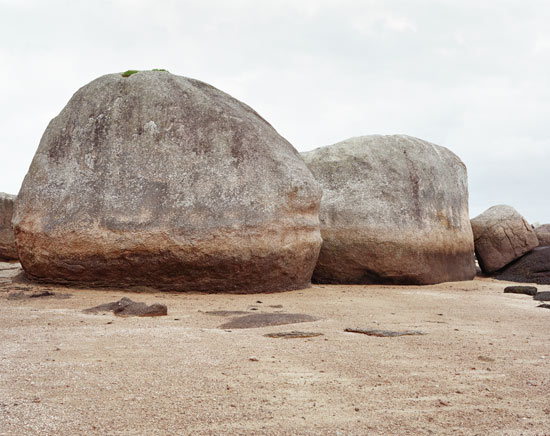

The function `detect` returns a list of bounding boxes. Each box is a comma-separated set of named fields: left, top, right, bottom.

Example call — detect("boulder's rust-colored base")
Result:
left=312, top=228, right=476, bottom=285
left=15, top=226, right=321, bottom=293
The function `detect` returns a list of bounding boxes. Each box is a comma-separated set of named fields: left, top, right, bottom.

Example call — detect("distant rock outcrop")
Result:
left=535, top=224, right=550, bottom=247
left=471, top=205, right=538, bottom=273
left=495, top=247, right=550, bottom=285
left=13, top=71, right=322, bottom=292
left=0, top=193, right=17, bottom=260
left=301, top=135, right=476, bottom=285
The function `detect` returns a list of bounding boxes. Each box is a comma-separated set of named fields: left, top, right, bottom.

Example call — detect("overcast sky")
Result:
left=1, top=0, right=549, bottom=222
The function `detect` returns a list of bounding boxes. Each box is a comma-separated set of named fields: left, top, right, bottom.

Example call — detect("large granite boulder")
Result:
left=495, top=247, right=550, bottom=285
left=13, top=71, right=322, bottom=292
left=0, top=193, right=18, bottom=260
left=535, top=224, right=550, bottom=247
left=301, top=135, right=476, bottom=285
left=471, top=205, right=538, bottom=273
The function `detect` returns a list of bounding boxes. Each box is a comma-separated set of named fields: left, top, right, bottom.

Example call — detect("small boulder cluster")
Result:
left=0, top=70, right=545, bottom=292
left=471, top=205, right=550, bottom=284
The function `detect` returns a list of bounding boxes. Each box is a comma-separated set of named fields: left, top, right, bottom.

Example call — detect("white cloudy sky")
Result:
left=1, top=0, right=549, bottom=222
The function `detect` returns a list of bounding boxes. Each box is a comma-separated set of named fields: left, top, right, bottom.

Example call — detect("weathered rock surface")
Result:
left=535, top=224, right=550, bottom=247
left=13, top=71, right=322, bottom=292
left=0, top=193, right=17, bottom=260
left=301, top=135, right=476, bottom=285
left=471, top=205, right=539, bottom=273
left=495, top=247, right=550, bottom=285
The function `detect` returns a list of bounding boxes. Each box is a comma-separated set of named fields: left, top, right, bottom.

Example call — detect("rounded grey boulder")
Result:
left=0, top=192, right=18, bottom=260
left=14, top=71, right=322, bottom=292
left=301, top=135, right=476, bottom=285
left=471, top=205, right=539, bottom=273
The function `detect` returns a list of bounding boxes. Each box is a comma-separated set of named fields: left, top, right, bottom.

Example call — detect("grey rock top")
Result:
left=17, top=71, right=319, bottom=233
left=13, top=71, right=322, bottom=292
left=302, top=135, right=469, bottom=231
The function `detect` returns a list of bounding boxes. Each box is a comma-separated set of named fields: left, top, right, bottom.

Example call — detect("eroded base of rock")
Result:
left=495, top=247, right=550, bottom=285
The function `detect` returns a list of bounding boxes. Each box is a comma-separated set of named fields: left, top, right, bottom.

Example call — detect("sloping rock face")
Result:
left=471, top=205, right=538, bottom=273
left=495, top=247, right=550, bottom=285
left=301, top=135, right=476, bottom=285
left=535, top=224, right=550, bottom=247
left=0, top=193, right=18, bottom=260
left=13, top=71, right=322, bottom=292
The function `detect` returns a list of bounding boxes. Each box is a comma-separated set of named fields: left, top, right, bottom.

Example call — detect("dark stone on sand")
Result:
left=264, top=331, right=323, bottom=339
left=503, top=286, right=538, bottom=296
left=537, top=304, right=550, bottom=309
left=345, top=328, right=426, bottom=337
left=29, top=291, right=55, bottom=298
left=84, top=297, right=167, bottom=317
left=533, top=292, right=550, bottom=301
left=218, top=313, right=319, bottom=329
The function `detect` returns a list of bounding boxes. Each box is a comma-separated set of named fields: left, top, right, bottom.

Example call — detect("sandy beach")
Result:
left=1, top=262, right=549, bottom=435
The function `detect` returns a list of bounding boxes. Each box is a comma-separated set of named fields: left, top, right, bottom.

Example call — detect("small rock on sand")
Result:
left=345, top=328, right=426, bottom=337
left=84, top=297, right=167, bottom=317
left=219, top=313, right=319, bottom=329
left=504, top=286, right=538, bottom=296
left=264, top=331, right=324, bottom=339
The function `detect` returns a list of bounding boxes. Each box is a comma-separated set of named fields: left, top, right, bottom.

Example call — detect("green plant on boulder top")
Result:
left=121, top=69, right=169, bottom=77
left=121, top=70, right=139, bottom=77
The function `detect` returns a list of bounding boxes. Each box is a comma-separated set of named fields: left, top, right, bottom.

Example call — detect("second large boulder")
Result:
left=13, top=71, right=322, bottom=292
left=301, top=135, right=476, bottom=285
